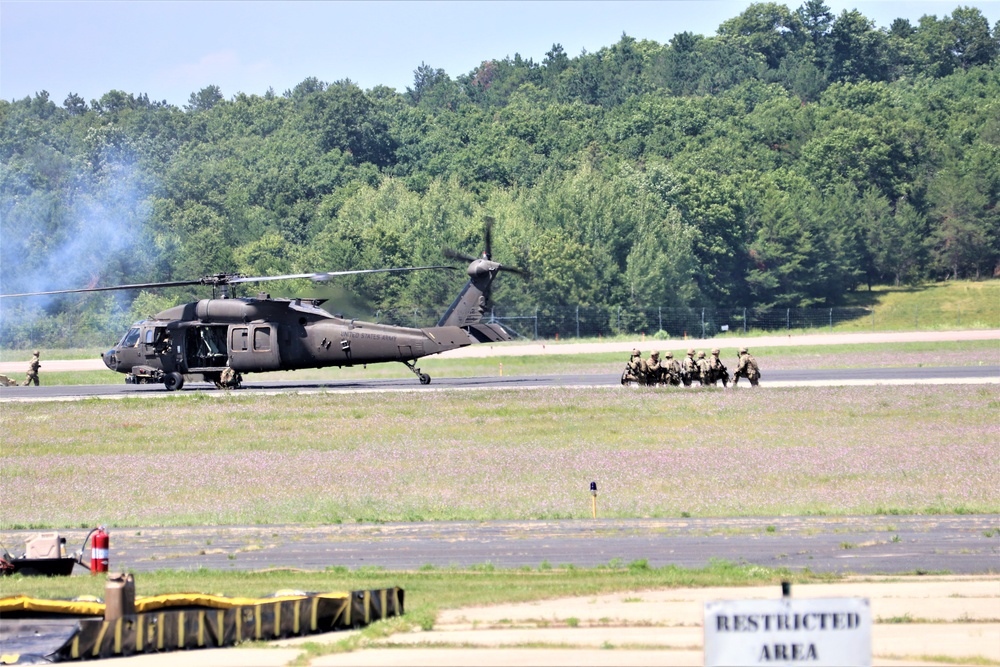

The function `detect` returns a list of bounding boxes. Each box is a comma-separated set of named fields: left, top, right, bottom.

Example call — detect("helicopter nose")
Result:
left=102, top=349, right=118, bottom=371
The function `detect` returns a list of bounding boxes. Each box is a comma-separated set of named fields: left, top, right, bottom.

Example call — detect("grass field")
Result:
left=0, top=559, right=811, bottom=609
left=3, top=384, right=997, bottom=527
left=839, top=280, right=1000, bottom=331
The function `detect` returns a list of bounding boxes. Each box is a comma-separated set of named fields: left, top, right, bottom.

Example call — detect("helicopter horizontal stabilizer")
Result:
left=465, top=323, right=513, bottom=343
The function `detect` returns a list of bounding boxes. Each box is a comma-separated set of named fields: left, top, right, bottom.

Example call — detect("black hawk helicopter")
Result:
left=1, top=222, right=524, bottom=390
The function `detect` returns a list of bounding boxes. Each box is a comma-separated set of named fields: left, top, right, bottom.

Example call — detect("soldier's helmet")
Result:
left=632, top=348, right=641, bottom=357
left=739, top=347, right=748, bottom=354
left=665, top=352, right=673, bottom=358
left=711, top=348, right=720, bottom=355
left=650, top=351, right=659, bottom=359
left=687, top=348, right=695, bottom=356
left=697, top=351, right=706, bottom=358
left=33, top=350, right=40, bottom=356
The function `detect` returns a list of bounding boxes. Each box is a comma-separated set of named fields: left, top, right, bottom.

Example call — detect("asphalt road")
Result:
left=7, top=515, right=997, bottom=576
left=1, top=365, right=998, bottom=401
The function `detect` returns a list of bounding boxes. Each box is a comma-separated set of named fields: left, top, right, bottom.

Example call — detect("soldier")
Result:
left=622, top=349, right=647, bottom=385
left=662, top=351, right=682, bottom=386
left=733, top=346, right=761, bottom=387
left=681, top=348, right=698, bottom=386
left=22, top=350, right=40, bottom=386
left=707, top=348, right=729, bottom=387
left=646, top=351, right=663, bottom=385
left=696, top=350, right=710, bottom=386
left=218, top=364, right=242, bottom=389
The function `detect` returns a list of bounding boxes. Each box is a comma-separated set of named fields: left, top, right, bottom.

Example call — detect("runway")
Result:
left=1, top=365, right=998, bottom=401
left=4, top=515, right=997, bottom=576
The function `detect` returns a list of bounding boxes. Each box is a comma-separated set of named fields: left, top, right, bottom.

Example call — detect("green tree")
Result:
left=718, top=2, right=806, bottom=70
left=186, top=85, right=224, bottom=112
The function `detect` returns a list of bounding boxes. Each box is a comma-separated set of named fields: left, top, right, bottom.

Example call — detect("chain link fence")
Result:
left=373, top=304, right=1000, bottom=340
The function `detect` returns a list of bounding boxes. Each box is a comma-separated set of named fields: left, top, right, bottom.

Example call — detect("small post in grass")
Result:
left=590, top=481, right=598, bottom=519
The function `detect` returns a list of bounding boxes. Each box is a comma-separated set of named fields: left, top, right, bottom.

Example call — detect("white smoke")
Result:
left=0, top=139, right=158, bottom=348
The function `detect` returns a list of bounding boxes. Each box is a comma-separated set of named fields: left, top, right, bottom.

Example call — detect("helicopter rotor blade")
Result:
left=442, top=249, right=479, bottom=263
left=232, top=266, right=457, bottom=284
left=499, top=265, right=529, bottom=277
left=0, top=279, right=207, bottom=299
left=0, top=266, right=458, bottom=299
left=483, top=216, right=494, bottom=260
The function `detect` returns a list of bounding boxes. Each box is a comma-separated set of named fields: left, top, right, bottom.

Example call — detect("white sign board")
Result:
left=705, top=597, right=871, bottom=666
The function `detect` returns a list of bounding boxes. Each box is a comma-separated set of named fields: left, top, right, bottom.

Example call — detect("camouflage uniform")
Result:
left=218, top=365, right=242, bottom=389
left=695, top=351, right=710, bottom=386
left=622, top=349, right=647, bottom=385
left=733, top=347, right=760, bottom=387
left=22, top=351, right=40, bottom=386
left=706, top=348, right=729, bottom=387
left=662, top=352, right=682, bottom=386
left=646, top=351, right=663, bottom=385
left=681, top=348, right=698, bottom=387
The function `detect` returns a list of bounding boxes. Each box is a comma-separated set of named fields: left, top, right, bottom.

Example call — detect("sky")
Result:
left=2, top=1, right=999, bottom=108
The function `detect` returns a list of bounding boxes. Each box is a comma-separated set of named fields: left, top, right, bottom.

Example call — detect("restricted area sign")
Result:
left=704, top=597, right=871, bottom=666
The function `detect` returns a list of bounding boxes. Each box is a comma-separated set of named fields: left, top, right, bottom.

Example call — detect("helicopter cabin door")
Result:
left=228, top=323, right=281, bottom=373
left=184, top=325, right=230, bottom=371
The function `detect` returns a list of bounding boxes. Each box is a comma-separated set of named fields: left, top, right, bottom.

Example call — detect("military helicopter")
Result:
left=1, top=222, right=524, bottom=390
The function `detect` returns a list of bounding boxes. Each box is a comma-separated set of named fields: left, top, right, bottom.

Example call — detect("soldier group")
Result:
left=622, top=347, right=760, bottom=387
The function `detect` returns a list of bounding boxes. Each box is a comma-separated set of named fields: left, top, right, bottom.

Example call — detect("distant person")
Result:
left=646, top=351, right=663, bottom=385
left=22, top=350, right=40, bottom=386
left=681, top=348, right=698, bottom=386
left=733, top=347, right=760, bottom=387
left=696, top=350, right=710, bottom=386
left=622, top=349, right=647, bottom=385
left=662, top=351, right=682, bottom=386
left=707, top=348, right=729, bottom=387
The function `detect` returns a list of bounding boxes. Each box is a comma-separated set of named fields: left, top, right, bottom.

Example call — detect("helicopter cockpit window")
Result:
left=145, top=330, right=154, bottom=345
left=121, top=328, right=141, bottom=348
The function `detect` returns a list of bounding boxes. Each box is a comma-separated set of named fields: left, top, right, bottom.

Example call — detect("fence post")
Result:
left=576, top=306, right=580, bottom=339
left=701, top=308, right=706, bottom=339
left=413, top=309, right=418, bottom=328
left=658, top=307, right=662, bottom=333
left=534, top=307, right=538, bottom=340
left=617, top=307, right=621, bottom=333
left=829, top=308, right=833, bottom=331
left=786, top=308, right=790, bottom=331
left=743, top=308, right=747, bottom=334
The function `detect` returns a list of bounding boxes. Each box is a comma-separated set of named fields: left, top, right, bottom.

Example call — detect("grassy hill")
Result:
left=838, top=280, right=999, bottom=332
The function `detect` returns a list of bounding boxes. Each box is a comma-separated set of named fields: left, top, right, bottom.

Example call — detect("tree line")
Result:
left=1, top=2, right=998, bottom=346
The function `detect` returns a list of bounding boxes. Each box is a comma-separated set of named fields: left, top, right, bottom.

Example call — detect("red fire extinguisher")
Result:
left=90, top=526, right=109, bottom=574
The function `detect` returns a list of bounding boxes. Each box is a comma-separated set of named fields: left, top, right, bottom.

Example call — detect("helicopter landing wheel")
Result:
left=403, top=360, right=431, bottom=385
left=164, top=372, right=184, bottom=391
